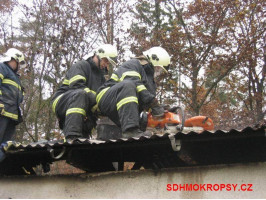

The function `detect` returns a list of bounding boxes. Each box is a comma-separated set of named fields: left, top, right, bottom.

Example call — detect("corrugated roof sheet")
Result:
left=0, top=126, right=265, bottom=176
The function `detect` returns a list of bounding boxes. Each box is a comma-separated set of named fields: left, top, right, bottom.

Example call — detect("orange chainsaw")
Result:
left=140, top=106, right=214, bottom=133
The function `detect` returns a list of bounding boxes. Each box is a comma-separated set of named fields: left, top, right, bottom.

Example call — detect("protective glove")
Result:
left=149, top=99, right=165, bottom=117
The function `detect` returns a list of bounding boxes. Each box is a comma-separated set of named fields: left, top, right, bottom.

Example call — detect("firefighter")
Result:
left=96, top=46, right=171, bottom=138
left=0, top=48, right=26, bottom=143
left=51, top=44, right=117, bottom=141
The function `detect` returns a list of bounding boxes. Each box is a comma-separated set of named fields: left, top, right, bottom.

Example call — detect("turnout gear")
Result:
left=97, top=54, right=167, bottom=134
left=0, top=62, right=24, bottom=122
left=0, top=48, right=26, bottom=69
left=143, top=46, right=171, bottom=73
left=0, top=103, right=4, bottom=114
left=0, top=49, right=25, bottom=161
left=51, top=57, right=106, bottom=138
left=0, top=116, right=16, bottom=143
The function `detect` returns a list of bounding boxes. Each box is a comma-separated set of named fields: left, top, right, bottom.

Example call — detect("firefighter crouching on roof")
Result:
left=0, top=48, right=26, bottom=161
left=51, top=44, right=118, bottom=141
left=96, top=47, right=171, bottom=138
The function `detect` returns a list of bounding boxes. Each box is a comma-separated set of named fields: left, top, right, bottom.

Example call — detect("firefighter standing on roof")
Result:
left=0, top=48, right=26, bottom=143
left=96, top=47, right=171, bottom=138
left=51, top=44, right=117, bottom=140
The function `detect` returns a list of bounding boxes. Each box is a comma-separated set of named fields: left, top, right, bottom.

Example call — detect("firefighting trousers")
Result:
left=0, top=116, right=16, bottom=144
left=97, top=80, right=140, bottom=132
left=52, top=89, right=96, bottom=138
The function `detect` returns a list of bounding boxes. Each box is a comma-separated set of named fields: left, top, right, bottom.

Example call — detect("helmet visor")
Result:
left=106, top=56, right=117, bottom=67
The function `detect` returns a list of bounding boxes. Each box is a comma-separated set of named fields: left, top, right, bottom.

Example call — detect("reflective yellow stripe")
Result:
left=0, top=103, right=4, bottom=107
left=0, top=90, right=2, bottom=95
left=52, top=94, right=64, bottom=113
left=66, top=108, right=86, bottom=116
left=120, top=71, right=141, bottom=81
left=63, top=79, right=69, bottom=85
left=84, top=88, right=96, bottom=95
left=0, top=73, right=4, bottom=80
left=2, top=79, right=21, bottom=90
left=2, top=111, right=18, bottom=120
left=96, top=87, right=110, bottom=103
left=136, top=85, right=147, bottom=92
left=117, top=96, right=138, bottom=110
left=111, top=73, right=119, bottom=82
left=91, top=104, right=98, bottom=113
left=69, top=75, right=86, bottom=85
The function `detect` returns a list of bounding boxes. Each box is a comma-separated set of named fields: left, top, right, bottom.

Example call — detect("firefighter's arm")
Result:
left=136, top=66, right=156, bottom=105
left=0, top=65, right=7, bottom=114
left=67, top=62, right=88, bottom=89
left=110, top=72, right=120, bottom=82
left=67, top=62, right=96, bottom=95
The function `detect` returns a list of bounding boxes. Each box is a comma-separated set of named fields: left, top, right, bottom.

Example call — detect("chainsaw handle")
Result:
left=174, top=106, right=185, bottom=131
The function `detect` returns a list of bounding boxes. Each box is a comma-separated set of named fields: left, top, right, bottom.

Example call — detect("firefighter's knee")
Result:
left=121, top=80, right=137, bottom=93
left=74, top=89, right=87, bottom=98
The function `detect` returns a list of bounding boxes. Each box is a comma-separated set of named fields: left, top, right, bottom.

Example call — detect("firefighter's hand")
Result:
left=151, top=105, right=164, bottom=117
left=150, top=99, right=164, bottom=117
left=0, top=104, right=4, bottom=115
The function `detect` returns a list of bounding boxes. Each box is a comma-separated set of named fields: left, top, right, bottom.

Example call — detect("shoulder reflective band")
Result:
left=120, top=71, right=141, bottom=81
left=52, top=94, right=64, bottom=113
left=66, top=108, right=86, bottom=116
left=111, top=73, right=119, bottom=82
left=63, top=79, right=69, bottom=85
left=136, top=85, right=147, bottom=92
left=69, top=75, right=86, bottom=85
left=116, top=96, right=138, bottom=110
left=0, top=73, right=4, bottom=80
left=2, top=79, right=21, bottom=90
left=84, top=88, right=96, bottom=95
left=96, top=87, right=110, bottom=104
left=2, top=111, right=18, bottom=120
left=0, top=103, right=4, bottom=108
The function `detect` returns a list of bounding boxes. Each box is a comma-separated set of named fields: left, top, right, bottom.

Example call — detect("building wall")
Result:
left=0, top=162, right=265, bottom=199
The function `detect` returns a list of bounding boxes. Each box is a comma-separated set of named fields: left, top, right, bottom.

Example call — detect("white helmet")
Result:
left=95, top=44, right=118, bottom=67
left=143, top=46, right=171, bottom=72
left=0, top=48, right=26, bottom=69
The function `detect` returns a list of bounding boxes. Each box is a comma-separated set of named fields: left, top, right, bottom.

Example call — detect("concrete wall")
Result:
left=0, top=162, right=266, bottom=199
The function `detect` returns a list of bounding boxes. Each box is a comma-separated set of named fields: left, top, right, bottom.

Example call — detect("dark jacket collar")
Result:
left=3, top=62, right=19, bottom=74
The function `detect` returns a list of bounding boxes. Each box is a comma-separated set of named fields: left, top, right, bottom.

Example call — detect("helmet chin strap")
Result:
left=96, top=55, right=101, bottom=68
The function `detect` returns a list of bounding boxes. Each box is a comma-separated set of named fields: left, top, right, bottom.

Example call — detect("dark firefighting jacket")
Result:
left=0, top=62, right=24, bottom=122
left=97, top=57, right=156, bottom=106
left=52, top=57, right=106, bottom=114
